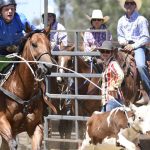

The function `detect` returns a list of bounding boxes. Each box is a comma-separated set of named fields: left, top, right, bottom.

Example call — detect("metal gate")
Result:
left=43, top=30, right=106, bottom=150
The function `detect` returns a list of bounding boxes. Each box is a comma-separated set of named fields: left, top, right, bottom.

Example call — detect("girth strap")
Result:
left=0, top=86, right=42, bottom=106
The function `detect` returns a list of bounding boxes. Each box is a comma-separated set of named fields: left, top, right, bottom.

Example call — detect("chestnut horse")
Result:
left=0, top=29, right=54, bottom=150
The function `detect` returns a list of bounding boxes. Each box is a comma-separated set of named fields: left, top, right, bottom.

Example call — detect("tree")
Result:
left=54, top=0, right=150, bottom=40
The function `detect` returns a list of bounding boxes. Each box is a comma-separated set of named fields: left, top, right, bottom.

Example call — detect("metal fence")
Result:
left=43, top=30, right=109, bottom=150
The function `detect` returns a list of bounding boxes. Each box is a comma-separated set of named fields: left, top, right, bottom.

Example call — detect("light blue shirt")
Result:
left=117, top=11, right=150, bottom=49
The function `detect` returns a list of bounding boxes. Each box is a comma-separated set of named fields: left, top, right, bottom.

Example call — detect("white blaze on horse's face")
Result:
left=131, top=104, right=150, bottom=134
left=59, top=56, right=66, bottom=74
left=56, top=56, right=66, bottom=82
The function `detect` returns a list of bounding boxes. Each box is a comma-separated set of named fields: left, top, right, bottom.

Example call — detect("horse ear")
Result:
left=43, top=25, right=51, bottom=37
left=25, top=22, right=33, bottom=33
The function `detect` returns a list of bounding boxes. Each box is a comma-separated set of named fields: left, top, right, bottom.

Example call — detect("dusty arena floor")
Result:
left=0, top=132, right=150, bottom=150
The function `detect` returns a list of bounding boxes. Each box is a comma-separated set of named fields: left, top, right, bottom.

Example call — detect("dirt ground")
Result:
left=0, top=132, right=150, bottom=150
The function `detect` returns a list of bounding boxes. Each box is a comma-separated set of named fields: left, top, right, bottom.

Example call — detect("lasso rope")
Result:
left=1, top=53, right=102, bottom=90
left=0, top=53, right=125, bottom=107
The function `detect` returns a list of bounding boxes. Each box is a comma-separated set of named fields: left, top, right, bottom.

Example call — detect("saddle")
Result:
left=117, top=49, right=150, bottom=78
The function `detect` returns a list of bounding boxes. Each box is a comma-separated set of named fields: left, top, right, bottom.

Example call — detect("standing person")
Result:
left=100, top=41, right=124, bottom=112
left=40, top=6, right=67, bottom=51
left=0, top=0, right=35, bottom=72
left=83, top=9, right=112, bottom=61
left=117, top=0, right=150, bottom=100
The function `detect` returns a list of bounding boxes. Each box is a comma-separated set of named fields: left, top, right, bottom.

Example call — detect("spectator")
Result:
left=39, top=6, right=67, bottom=51
left=83, top=9, right=112, bottom=61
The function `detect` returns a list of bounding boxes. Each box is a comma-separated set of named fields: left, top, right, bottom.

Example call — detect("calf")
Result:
left=80, top=104, right=150, bottom=150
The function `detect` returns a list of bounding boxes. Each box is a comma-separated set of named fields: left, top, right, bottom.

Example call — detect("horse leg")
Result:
left=58, top=120, right=73, bottom=150
left=0, top=136, right=9, bottom=150
left=31, top=124, right=43, bottom=150
left=0, top=116, right=17, bottom=150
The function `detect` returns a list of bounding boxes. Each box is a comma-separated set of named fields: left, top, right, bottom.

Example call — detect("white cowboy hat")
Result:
left=85, top=9, right=110, bottom=23
left=118, top=0, right=142, bottom=11
left=42, top=6, right=55, bottom=16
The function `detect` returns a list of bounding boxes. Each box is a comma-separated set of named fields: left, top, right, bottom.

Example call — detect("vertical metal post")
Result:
left=74, top=31, right=79, bottom=139
left=43, top=2, right=48, bottom=149
left=44, top=0, right=48, bottom=27
left=44, top=117, right=48, bottom=150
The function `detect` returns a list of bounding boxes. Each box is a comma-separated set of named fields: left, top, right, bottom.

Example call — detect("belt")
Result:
left=108, top=90, right=118, bottom=99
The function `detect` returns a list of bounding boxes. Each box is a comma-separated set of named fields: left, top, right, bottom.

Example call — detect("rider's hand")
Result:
left=6, top=45, right=18, bottom=53
left=124, top=44, right=134, bottom=52
left=90, top=45, right=96, bottom=51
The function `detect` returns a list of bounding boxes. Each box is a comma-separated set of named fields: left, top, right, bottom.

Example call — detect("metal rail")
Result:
left=43, top=30, right=104, bottom=150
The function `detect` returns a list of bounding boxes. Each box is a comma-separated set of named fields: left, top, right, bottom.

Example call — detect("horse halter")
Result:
left=30, top=48, right=51, bottom=82
left=19, top=30, right=52, bottom=81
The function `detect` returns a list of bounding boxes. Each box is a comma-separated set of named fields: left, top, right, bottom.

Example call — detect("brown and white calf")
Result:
left=79, top=104, right=150, bottom=150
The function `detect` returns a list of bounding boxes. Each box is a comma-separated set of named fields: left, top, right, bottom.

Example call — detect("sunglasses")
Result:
left=48, top=14, right=54, bottom=18
left=125, top=2, right=136, bottom=5
left=100, top=50, right=111, bottom=54
left=92, top=19, right=103, bottom=21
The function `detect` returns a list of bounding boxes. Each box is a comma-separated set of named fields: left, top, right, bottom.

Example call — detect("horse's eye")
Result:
left=32, top=43, right=37, bottom=48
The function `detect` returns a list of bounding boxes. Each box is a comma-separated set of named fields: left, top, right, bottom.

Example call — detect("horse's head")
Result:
left=22, top=30, right=53, bottom=80
left=56, top=44, right=75, bottom=83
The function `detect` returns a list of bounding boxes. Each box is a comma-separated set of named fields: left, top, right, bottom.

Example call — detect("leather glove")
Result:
left=6, top=45, right=18, bottom=53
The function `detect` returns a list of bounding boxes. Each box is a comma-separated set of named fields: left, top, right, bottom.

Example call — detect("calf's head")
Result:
left=130, top=104, right=150, bottom=135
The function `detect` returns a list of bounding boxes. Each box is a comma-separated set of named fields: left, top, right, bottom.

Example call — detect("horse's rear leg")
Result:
left=31, top=124, right=43, bottom=150
left=0, top=116, right=17, bottom=150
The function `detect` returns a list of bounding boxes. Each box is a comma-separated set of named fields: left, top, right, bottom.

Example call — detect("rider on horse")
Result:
left=0, top=0, right=35, bottom=73
left=117, top=0, right=150, bottom=100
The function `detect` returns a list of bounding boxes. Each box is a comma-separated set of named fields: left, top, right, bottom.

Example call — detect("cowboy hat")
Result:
left=42, top=6, right=56, bottom=16
left=118, top=0, right=142, bottom=11
left=100, top=41, right=113, bottom=51
left=85, top=9, right=110, bottom=23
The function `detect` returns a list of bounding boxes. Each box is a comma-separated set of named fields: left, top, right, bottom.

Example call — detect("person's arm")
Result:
left=109, top=61, right=124, bottom=91
left=83, top=31, right=96, bottom=52
left=117, top=18, right=128, bottom=46
left=57, top=23, right=67, bottom=48
left=132, top=17, right=150, bottom=49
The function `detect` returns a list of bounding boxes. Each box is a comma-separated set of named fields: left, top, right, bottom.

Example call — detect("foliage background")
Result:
left=53, top=0, right=150, bottom=40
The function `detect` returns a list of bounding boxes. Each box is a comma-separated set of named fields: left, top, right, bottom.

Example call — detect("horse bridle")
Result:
left=27, top=32, right=52, bottom=81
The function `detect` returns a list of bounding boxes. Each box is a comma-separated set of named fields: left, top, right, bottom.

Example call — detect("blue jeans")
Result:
left=134, top=47, right=150, bottom=97
left=101, top=98, right=123, bottom=112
